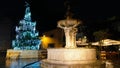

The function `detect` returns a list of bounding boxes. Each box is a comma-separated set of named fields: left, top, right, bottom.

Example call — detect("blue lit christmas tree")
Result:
left=12, top=2, right=41, bottom=50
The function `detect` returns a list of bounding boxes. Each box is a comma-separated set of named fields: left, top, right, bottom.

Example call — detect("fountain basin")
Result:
left=41, top=48, right=105, bottom=68
left=47, top=48, right=96, bottom=61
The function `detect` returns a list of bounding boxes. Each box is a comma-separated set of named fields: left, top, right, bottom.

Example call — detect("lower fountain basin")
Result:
left=41, top=48, right=106, bottom=68
left=47, top=48, right=97, bottom=61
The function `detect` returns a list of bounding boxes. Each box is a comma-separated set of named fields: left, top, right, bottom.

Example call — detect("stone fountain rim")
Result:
left=47, top=48, right=95, bottom=49
left=41, top=59, right=104, bottom=65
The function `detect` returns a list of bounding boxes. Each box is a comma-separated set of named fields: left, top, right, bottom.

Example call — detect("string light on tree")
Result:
left=12, top=1, right=41, bottom=50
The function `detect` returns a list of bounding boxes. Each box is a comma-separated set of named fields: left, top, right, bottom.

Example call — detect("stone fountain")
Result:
left=41, top=3, right=105, bottom=68
left=41, top=15, right=105, bottom=68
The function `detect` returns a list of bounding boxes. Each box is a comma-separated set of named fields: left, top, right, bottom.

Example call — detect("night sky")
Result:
left=0, top=0, right=120, bottom=31
left=0, top=0, right=120, bottom=49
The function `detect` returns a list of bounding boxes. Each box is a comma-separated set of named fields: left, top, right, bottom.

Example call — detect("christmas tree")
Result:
left=12, top=2, right=41, bottom=50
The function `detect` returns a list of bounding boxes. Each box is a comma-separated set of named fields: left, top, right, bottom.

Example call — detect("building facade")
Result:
left=40, top=28, right=65, bottom=49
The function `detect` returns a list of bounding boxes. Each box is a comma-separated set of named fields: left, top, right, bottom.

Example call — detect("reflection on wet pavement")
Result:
left=0, top=53, right=120, bottom=68
left=5, top=59, right=41, bottom=68
left=0, top=58, right=119, bottom=68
